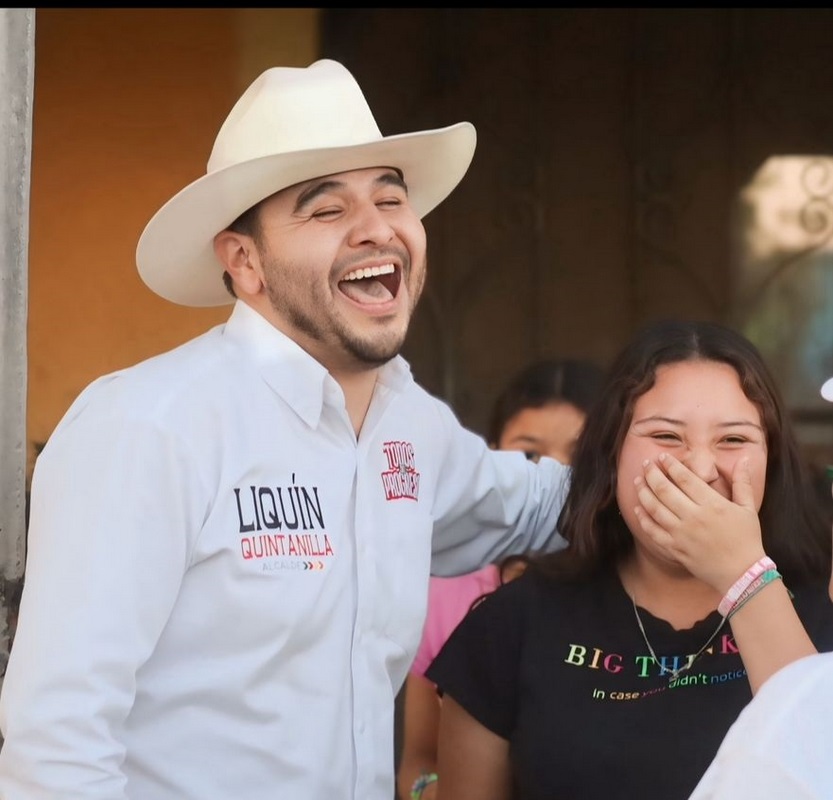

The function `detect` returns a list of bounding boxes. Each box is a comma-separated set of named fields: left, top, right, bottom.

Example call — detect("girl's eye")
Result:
left=651, top=433, right=680, bottom=442
left=524, top=450, right=542, bottom=463
left=722, top=436, right=748, bottom=445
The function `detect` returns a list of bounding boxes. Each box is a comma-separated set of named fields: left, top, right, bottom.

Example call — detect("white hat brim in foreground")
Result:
left=821, top=376, right=833, bottom=402
left=136, top=123, right=476, bottom=308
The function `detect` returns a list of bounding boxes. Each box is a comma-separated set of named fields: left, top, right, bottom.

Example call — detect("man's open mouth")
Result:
left=338, top=263, right=401, bottom=304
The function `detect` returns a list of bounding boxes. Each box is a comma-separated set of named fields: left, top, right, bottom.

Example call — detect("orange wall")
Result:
left=27, top=9, right=320, bottom=475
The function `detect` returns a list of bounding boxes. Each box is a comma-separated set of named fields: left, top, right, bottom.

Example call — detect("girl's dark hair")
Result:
left=487, top=358, right=606, bottom=445
left=534, top=319, right=831, bottom=584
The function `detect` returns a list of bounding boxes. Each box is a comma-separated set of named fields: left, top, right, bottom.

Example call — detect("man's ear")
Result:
left=213, top=230, right=264, bottom=296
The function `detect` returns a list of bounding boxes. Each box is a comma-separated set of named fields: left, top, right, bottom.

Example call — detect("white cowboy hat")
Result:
left=136, top=59, right=477, bottom=307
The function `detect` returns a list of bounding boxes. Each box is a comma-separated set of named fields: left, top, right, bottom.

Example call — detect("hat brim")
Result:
left=136, top=122, right=476, bottom=307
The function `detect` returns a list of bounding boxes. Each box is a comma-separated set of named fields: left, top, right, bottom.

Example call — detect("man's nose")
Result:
left=348, top=203, right=395, bottom=246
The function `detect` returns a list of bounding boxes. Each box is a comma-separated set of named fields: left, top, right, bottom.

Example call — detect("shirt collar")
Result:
left=221, top=300, right=413, bottom=427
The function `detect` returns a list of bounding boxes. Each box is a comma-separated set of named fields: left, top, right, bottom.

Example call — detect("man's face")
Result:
left=247, top=167, right=427, bottom=373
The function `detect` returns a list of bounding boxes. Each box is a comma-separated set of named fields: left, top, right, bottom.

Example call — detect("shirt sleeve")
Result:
left=427, top=399, right=570, bottom=577
left=690, top=752, right=824, bottom=799
left=410, top=568, right=499, bottom=677
left=689, top=654, right=833, bottom=800
left=410, top=576, right=446, bottom=677
left=0, top=381, right=202, bottom=799
left=425, top=574, right=528, bottom=739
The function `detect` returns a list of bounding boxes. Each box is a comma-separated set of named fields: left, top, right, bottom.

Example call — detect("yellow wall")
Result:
left=27, top=9, right=320, bottom=475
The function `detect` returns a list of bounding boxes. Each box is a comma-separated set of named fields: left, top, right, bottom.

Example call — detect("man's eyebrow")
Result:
left=294, top=180, right=343, bottom=212
left=377, top=169, right=407, bottom=192
left=293, top=169, right=408, bottom=213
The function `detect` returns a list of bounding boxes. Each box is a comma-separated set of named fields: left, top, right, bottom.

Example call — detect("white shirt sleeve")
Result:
left=689, top=653, right=833, bottom=800
left=428, top=400, right=570, bottom=576
left=0, top=383, right=200, bottom=799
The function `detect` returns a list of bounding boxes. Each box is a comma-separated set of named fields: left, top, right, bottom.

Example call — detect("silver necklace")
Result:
left=630, top=594, right=727, bottom=681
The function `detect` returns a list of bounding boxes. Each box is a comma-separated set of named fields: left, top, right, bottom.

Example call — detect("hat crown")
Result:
left=137, top=58, right=476, bottom=307
left=207, top=59, right=383, bottom=174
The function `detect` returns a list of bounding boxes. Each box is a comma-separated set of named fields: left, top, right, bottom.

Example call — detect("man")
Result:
left=0, top=60, right=569, bottom=800
left=686, top=375, right=833, bottom=800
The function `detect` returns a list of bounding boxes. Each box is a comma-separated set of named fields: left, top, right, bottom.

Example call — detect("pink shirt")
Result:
left=410, top=563, right=502, bottom=678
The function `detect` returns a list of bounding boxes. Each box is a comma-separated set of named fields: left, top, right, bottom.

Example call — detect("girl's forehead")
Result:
left=632, top=361, right=761, bottom=420
left=642, top=360, right=742, bottom=394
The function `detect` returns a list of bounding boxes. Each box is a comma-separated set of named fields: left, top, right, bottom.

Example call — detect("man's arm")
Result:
left=0, top=397, right=192, bottom=798
left=690, top=654, right=833, bottom=799
left=429, top=401, right=569, bottom=576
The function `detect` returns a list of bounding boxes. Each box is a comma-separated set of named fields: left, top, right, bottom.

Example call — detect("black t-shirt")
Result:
left=426, top=566, right=833, bottom=800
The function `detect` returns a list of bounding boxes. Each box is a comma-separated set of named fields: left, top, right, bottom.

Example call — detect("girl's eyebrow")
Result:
left=632, top=415, right=763, bottom=431
left=632, top=415, right=684, bottom=426
left=294, top=169, right=408, bottom=213
left=504, top=434, right=542, bottom=446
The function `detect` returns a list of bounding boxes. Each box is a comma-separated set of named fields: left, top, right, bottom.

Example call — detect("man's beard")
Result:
left=263, top=254, right=424, bottom=369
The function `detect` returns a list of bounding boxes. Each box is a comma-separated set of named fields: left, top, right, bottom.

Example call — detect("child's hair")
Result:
left=487, top=358, right=606, bottom=446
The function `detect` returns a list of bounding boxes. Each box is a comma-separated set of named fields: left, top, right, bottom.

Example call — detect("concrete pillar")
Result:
left=0, top=7, right=35, bottom=674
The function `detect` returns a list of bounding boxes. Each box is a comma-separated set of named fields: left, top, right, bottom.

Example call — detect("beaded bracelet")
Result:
left=733, top=567, right=779, bottom=604
left=727, top=568, right=783, bottom=619
left=410, top=771, right=438, bottom=800
left=718, top=556, right=777, bottom=618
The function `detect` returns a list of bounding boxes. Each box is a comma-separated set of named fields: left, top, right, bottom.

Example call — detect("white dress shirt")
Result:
left=0, top=301, right=569, bottom=800
left=689, top=652, right=833, bottom=799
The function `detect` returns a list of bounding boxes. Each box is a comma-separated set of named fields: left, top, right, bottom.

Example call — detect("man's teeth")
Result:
left=342, top=264, right=395, bottom=281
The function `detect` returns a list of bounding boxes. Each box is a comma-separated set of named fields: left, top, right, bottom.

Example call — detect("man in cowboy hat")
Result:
left=0, top=59, right=569, bottom=800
